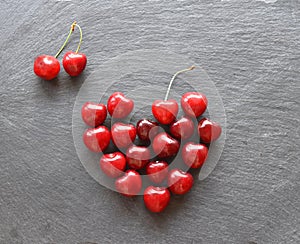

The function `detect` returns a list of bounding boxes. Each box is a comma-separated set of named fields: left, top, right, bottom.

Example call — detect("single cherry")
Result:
left=152, top=100, right=178, bottom=125
left=33, top=55, right=60, bottom=80
left=152, top=132, right=180, bottom=158
left=146, top=161, right=169, bottom=184
left=181, top=92, right=208, bottom=118
left=170, top=116, right=194, bottom=140
left=111, top=122, right=136, bottom=148
left=152, top=66, right=195, bottom=125
left=83, top=125, right=110, bottom=152
left=198, top=118, right=222, bottom=143
left=81, top=102, right=107, bottom=127
left=136, top=119, right=160, bottom=141
left=182, top=142, right=208, bottom=169
left=115, top=170, right=142, bottom=197
left=168, top=169, right=194, bottom=195
left=58, top=21, right=87, bottom=76
left=126, top=145, right=151, bottom=170
left=143, top=186, right=171, bottom=213
left=107, top=92, right=134, bottom=119
left=100, top=152, right=126, bottom=178
left=63, top=51, right=87, bottom=76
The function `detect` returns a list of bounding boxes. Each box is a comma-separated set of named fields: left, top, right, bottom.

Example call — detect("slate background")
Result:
left=0, top=0, right=299, bottom=243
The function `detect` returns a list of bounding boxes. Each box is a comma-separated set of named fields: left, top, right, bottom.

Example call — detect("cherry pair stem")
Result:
left=54, top=21, right=83, bottom=58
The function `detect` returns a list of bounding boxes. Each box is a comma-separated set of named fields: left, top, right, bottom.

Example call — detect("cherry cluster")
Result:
left=81, top=67, right=221, bottom=213
left=33, top=21, right=87, bottom=80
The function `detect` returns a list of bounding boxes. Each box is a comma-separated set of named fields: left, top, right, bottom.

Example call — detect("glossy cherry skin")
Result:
left=170, top=116, right=194, bottom=140
left=126, top=145, right=151, bottom=170
left=136, top=119, right=160, bottom=141
left=83, top=126, right=110, bottom=152
left=62, top=51, right=87, bottom=76
left=152, top=132, right=180, bottom=158
left=111, top=122, right=136, bottom=149
left=152, top=99, right=178, bottom=125
left=198, top=118, right=222, bottom=143
left=146, top=161, right=169, bottom=184
left=100, top=152, right=126, bottom=178
left=182, top=142, right=208, bottom=169
left=81, top=102, right=107, bottom=127
left=107, top=92, right=134, bottom=119
left=115, top=170, right=142, bottom=197
left=181, top=92, right=207, bottom=118
left=168, top=169, right=194, bottom=195
left=33, top=55, right=60, bottom=80
left=143, top=186, right=171, bottom=213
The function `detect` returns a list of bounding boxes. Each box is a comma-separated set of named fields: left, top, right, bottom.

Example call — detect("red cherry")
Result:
left=146, top=161, right=169, bottom=184
left=83, top=126, right=110, bottom=152
left=182, top=142, right=208, bottom=169
left=81, top=102, right=107, bottom=127
left=136, top=119, right=160, bottom=141
left=168, top=169, right=194, bottom=195
left=152, top=99, right=178, bottom=125
left=198, top=118, right=222, bottom=143
left=152, top=132, right=180, bottom=158
left=170, top=116, right=194, bottom=140
left=143, top=186, right=170, bottom=213
left=107, top=92, right=134, bottom=118
left=62, top=51, right=87, bottom=76
left=100, top=152, right=126, bottom=178
left=126, top=145, right=151, bottom=170
left=115, top=170, right=142, bottom=197
left=33, top=55, right=60, bottom=80
left=111, top=122, right=136, bottom=149
left=181, top=92, right=207, bottom=118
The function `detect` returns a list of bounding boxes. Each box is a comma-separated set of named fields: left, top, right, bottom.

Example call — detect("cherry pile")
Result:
left=81, top=66, right=222, bottom=213
left=34, top=21, right=87, bottom=80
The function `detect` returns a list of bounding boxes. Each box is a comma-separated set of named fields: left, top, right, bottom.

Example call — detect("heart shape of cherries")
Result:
left=81, top=66, right=222, bottom=213
left=33, top=21, right=87, bottom=80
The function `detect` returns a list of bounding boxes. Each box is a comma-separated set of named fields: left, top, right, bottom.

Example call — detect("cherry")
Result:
left=115, top=170, right=142, bottom=197
left=107, top=92, right=134, bottom=119
left=181, top=92, right=207, bottom=118
left=143, top=186, right=170, bottom=213
left=83, top=126, right=110, bottom=153
left=62, top=22, right=87, bottom=76
left=170, top=116, right=194, bottom=140
left=126, top=145, right=150, bottom=170
left=100, top=152, right=126, bottom=178
left=33, top=55, right=60, bottom=80
left=111, top=122, right=136, bottom=148
left=136, top=119, right=160, bottom=141
left=182, top=142, right=208, bottom=169
left=63, top=51, right=87, bottom=76
left=198, top=118, right=222, bottom=143
left=168, top=169, right=194, bottom=195
left=146, top=161, right=169, bottom=184
left=81, top=102, right=107, bottom=127
left=152, top=66, right=195, bottom=125
left=152, top=132, right=180, bottom=158
left=152, top=100, right=178, bottom=125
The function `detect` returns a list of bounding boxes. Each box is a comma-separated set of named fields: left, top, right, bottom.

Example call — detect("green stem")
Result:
left=54, top=21, right=77, bottom=58
left=164, top=65, right=196, bottom=101
left=75, top=23, right=83, bottom=53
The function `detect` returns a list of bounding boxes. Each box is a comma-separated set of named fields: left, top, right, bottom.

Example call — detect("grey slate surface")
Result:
left=0, top=0, right=299, bottom=243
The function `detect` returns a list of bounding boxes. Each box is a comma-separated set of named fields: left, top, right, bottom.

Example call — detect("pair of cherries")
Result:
left=81, top=67, right=222, bottom=212
left=34, top=21, right=87, bottom=80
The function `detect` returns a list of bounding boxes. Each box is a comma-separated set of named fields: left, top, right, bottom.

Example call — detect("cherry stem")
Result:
left=164, top=65, right=195, bottom=101
left=54, top=21, right=83, bottom=58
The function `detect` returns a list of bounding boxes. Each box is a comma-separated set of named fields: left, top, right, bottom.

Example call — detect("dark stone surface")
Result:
left=0, top=0, right=299, bottom=243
